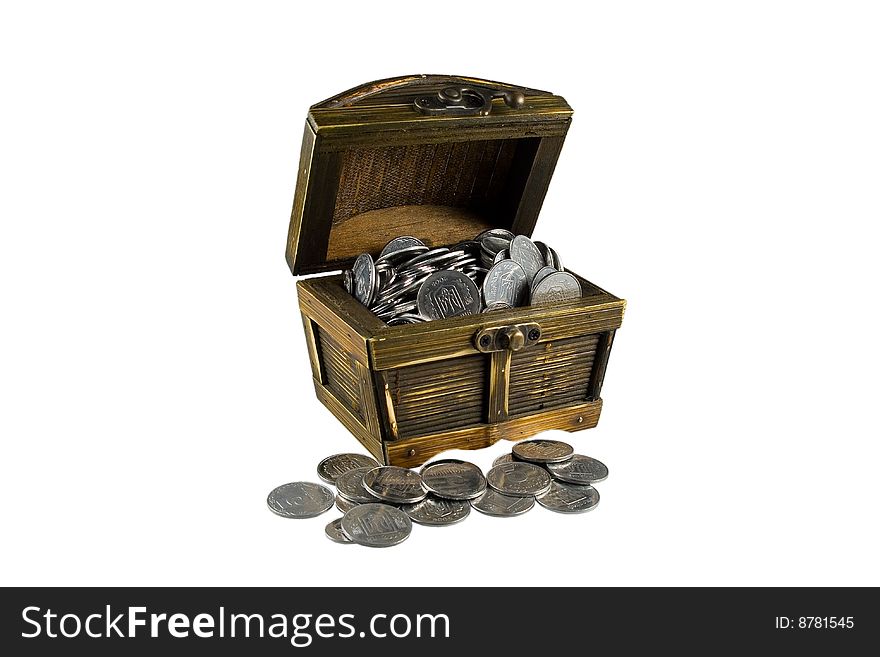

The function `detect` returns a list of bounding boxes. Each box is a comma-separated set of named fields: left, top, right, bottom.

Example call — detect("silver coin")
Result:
left=375, top=244, right=428, bottom=267
left=380, top=236, right=425, bottom=257
left=420, top=460, right=487, bottom=500
left=484, top=301, right=512, bottom=312
left=483, top=260, right=527, bottom=308
left=493, top=248, right=510, bottom=264
left=534, top=240, right=553, bottom=267
left=386, top=313, right=427, bottom=326
left=376, top=300, right=417, bottom=320
left=401, top=495, right=470, bottom=526
left=374, top=273, right=430, bottom=306
left=317, top=453, right=380, bottom=484
left=536, top=481, right=600, bottom=514
left=335, top=494, right=359, bottom=513
left=548, top=246, right=563, bottom=270
left=416, top=270, right=481, bottom=320
left=266, top=482, right=334, bottom=519
left=324, top=518, right=353, bottom=543
left=531, top=265, right=557, bottom=291
left=512, top=438, right=574, bottom=464
left=452, top=239, right=482, bottom=255
left=492, top=453, right=516, bottom=467
left=486, top=462, right=551, bottom=497
left=351, top=254, right=377, bottom=306
left=509, top=235, right=545, bottom=281
left=343, top=270, right=353, bottom=293
left=340, top=503, right=412, bottom=548
left=545, top=454, right=609, bottom=484
left=470, top=488, right=535, bottom=517
left=475, top=228, right=515, bottom=242
left=376, top=265, right=395, bottom=289
left=412, top=250, right=464, bottom=270
left=530, top=271, right=582, bottom=305
left=362, top=466, right=427, bottom=504
left=335, top=466, right=381, bottom=504
left=398, top=247, right=449, bottom=270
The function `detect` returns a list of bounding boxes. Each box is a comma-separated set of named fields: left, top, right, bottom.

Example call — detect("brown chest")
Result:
left=287, top=75, right=625, bottom=467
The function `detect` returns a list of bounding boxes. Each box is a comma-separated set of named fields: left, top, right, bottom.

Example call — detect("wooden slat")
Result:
left=385, top=400, right=603, bottom=468
left=589, top=330, right=617, bottom=401
left=386, top=354, right=487, bottom=440
left=509, top=135, right=568, bottom=237
left=355, top=360, right=382, bottom=440
left=297, top=276, right=384, bottom=366
left=310, top=96, right=572, bottom=136
left=285, top=123, right=317, bottom=275
left=488, top=351, right=511, bottom=423
left=370, top=292, right=625, bottom=371
left=313, top=380, right=385, bottom=463
left=288, top=147, right=343, bottom=275
left=301, top=316, right=323, bottom=384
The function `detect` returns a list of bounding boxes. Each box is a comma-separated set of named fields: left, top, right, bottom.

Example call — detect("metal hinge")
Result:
left=414, top=85, right=526, bottom=117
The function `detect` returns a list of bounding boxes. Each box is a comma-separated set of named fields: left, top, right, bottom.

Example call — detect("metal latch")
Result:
left=414, top=85, right=526, bottom=116
left=474, top=323, right=541, bottom=353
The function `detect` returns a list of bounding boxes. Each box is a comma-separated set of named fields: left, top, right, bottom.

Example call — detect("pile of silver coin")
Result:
left=342, top=230, right=584, bottom=325
left=266, top=436, right=608, bottom=548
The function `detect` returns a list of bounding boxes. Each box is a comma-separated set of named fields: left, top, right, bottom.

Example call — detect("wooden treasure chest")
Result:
left=285, top=74, right=625, bottom=468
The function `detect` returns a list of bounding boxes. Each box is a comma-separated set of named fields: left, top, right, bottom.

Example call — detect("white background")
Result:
left=1, top=1, right=878, bottom=587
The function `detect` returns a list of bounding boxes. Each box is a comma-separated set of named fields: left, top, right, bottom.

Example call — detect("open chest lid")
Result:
left=286, top=74, right=573, bottom=275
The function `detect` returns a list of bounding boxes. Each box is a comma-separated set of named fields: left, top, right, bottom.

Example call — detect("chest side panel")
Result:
left=316, top=326, right=364, bottom=422
left=508, top=334, right=600, bottom=417
left=381, top=354, right=489, bottom=440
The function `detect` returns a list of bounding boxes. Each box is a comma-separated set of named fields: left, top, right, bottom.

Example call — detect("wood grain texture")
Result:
left=384, top=400, right=602, bottom=468
left=488, top=351, right=512, bottom=423
left=313, top=74, right=550, bottom=109
left=355, top=360, right=382, bottom=439
left=509, top=136, right=568, bottom=237
left=369, top=290, right=625, bottom=371
left=326, top=205, right=493, bottom=263
left=287, top=76, right=623, bottom=468
left=297, top=276, right=384, bottom=366
left=588, top=330, right=616, bottom=401
left=286, top=75, right=573, bottom=275
left=313, top=380, right=384, bottom=463
left=310, top=96, right=572, bottom=139
left=301, top=316, right=323, bottom=384
left=285, top=123, right=317, bottom=275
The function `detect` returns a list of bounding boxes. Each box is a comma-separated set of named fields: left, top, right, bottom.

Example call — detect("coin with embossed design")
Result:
left=351, top=253, right=377, bottom=306
left=266, top=482, right=335, bottom=519
left=335, top=494, right=359, bottom=513
left=545, top=455, right=609, bottom=484
left=475, top=228, right=515, bottom=242
left=531, top=266, right=557, bottom=291
left=335, top=467, right=382, bottom=504
left=509, top=235, right=545, bottom=281
left=536, top=481, right=600, bottom=514
left=420, top=460, right=486, bottom=500
left=486, top=462, right=551, bottom=497
left=470, top=488, right=535, bottom=517
left=416, top=270, right=481, bottom=320
left=324, top=518, right=353, bottom=543
left=530, top=271, right=581, bottom=305
left=340, top=503, right=412, bottom=547
left=512, top=438, right=574, bottom=464
left=317, top=453, right=380, bottom=484
left=492, top=453, right=516, bottom=467
left=380, top=236, right=426, bottom=257
left=362, top=466, right=428, bottom=504
left=401, top=495, right=470, bottom=526
left=483, top=260, right=527, bottom=308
